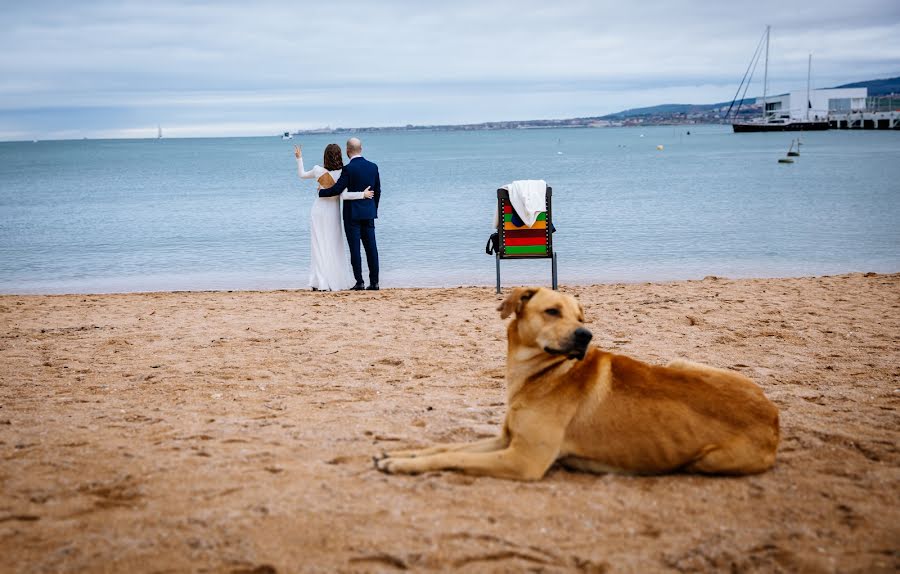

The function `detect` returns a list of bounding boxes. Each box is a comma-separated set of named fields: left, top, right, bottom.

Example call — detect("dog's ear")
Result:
left=498, top=287, right=538, bottom=319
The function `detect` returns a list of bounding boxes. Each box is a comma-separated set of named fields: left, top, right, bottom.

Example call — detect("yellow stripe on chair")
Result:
left=504, top=220, right=547, bottom=231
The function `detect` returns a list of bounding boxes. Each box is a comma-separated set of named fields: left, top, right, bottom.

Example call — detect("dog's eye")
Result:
left=544, top=308, right=561, bottom=317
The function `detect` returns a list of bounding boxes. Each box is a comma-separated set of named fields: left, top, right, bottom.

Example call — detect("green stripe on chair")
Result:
left=503, top=212, right=547, bottom=224
left=505, top=245, right=548, bottom=255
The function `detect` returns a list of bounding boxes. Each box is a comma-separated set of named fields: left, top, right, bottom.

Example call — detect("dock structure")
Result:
left=829, top=96, right=900, bottom=129
left=829, top=111, right=900, bottom=129
left=747, top=88, right=899, bottom=130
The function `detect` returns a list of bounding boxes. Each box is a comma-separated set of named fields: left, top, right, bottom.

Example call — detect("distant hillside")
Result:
left=600, top=99, right=751, bottom=120
left=834, top=76, right=900, bottom=96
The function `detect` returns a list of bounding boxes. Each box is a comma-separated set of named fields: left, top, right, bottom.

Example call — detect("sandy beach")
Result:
left=1, top=273, right=897, bottom=573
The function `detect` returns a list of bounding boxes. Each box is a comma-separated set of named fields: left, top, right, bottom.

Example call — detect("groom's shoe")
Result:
left=366, top=284, right=380, bottom=291
left=351, top=282, right=365, bottom=291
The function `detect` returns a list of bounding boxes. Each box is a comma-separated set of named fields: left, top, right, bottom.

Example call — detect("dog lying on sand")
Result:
left=375, top=287, right=779, bottom=480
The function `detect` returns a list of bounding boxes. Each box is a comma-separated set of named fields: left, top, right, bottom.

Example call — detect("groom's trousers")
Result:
left=344, top=219, right=379, bottom=286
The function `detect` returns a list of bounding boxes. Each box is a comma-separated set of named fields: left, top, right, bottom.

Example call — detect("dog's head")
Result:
left=498, top=287, right=592, bottom=360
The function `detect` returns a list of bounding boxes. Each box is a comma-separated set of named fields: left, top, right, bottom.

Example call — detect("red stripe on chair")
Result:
left=505, top=236, right=547, bottom=246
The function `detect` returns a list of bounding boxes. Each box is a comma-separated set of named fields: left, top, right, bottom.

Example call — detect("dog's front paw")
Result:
left=375, top=456, right=419, bottom=475
left=374, top=456, right=395, bottom=474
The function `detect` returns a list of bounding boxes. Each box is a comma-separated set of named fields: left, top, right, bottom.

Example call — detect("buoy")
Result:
left=656, top=145, right=664, bottom=151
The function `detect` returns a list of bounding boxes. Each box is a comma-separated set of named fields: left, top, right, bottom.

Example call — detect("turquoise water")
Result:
left=1, top=126, right=898, bottom=293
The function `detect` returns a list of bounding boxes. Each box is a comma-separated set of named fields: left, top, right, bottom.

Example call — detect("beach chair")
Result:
left=493, top=186, right=558, bottom=294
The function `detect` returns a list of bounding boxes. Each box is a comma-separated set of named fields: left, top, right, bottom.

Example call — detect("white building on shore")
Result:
left=761, top=87, right=867, bottom=122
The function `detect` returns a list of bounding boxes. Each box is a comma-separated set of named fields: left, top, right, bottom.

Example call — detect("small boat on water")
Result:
left=730, top=26, right=829, bottom=133
left=786, top=139, right=800, bottom=157
left=282, top=132, right=293, bottom=140
left=778, top=140, right=797, bottom=163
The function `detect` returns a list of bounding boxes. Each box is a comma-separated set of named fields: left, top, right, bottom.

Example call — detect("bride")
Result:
left=294, top=143, right=373, bottom=291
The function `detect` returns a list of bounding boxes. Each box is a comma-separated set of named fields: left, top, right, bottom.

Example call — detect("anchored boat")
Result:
left=730, top=26, right=829, bottom=132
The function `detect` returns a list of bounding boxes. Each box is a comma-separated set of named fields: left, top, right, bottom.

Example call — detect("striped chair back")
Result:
left=497, top=187, right=553, bottom=259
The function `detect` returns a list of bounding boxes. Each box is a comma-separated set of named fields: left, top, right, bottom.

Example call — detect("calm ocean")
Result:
left=1, top=126, right=898, bottom=293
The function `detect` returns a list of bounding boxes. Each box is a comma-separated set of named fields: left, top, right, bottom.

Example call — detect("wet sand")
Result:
left=1, top=273, right=898, bottom=573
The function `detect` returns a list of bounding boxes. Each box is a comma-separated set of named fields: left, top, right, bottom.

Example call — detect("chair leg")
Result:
left=551, top=252, right=558, bottom=290
left=495, top=253, right=501, bottom=294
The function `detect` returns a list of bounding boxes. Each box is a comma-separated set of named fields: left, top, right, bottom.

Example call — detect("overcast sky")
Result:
left=1, top=0, right=898, bottom=140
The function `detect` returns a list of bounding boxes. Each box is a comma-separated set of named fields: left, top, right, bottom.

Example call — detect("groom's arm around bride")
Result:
left=319, top=137, right=381, bottom=290
left=318, top=142, right=381, bottom=218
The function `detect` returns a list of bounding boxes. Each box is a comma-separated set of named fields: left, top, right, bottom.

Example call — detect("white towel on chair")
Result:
left=504, top=180, right=547, bottom=227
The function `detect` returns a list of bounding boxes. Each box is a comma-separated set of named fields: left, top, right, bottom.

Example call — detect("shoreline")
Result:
left=1, top=272, right=897, bottom=571
left=1, top=269, right=896, bottom=297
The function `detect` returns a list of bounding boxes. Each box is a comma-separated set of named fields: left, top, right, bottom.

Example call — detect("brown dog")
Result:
left=375, top=287, right=779, bottom=480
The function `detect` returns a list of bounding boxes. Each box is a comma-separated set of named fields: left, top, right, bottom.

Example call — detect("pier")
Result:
left=829, top=111, right=900, bottom=129
left=829, top=95, right=900, bottom=129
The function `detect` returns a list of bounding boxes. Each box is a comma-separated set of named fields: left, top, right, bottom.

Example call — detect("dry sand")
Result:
left=1, top=273, right=898, bottom=573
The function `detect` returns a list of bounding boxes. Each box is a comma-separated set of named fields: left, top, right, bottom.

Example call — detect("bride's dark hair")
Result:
left=323, top=143, right=344, bottom=171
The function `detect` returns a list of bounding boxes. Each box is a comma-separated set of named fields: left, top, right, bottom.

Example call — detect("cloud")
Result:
left=1, top=0, right=898, bottom=139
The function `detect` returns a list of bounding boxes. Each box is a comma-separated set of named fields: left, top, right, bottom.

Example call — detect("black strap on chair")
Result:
left=485, top=233, right=499, bottom=255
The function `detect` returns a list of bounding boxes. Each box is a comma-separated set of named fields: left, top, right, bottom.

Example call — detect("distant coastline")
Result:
left=293, top=75, right=899, bottom=135
left=291, top=111, right=740, bottom=136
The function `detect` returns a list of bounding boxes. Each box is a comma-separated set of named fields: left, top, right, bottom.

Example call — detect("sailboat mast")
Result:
left=762, top=25, right=770, bottom=121
left=806, top=53, right=811, bottom=121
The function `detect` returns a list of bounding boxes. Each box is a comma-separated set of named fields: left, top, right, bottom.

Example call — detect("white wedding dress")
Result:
left=297, top=158, right=363, bottom=290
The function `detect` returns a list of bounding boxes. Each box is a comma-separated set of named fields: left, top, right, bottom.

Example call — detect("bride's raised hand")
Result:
left=362, top=186, right=374, bottom=199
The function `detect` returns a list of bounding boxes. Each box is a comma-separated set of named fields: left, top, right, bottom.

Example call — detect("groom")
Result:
left=318, top=137, right=381, bottom=290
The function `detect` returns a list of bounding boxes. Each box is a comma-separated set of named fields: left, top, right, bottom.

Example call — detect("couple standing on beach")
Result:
left=294, top=137, right=381, bottom=291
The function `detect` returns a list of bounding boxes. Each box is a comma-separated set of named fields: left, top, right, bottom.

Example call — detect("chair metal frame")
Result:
left=495, top=186, right=558, bottom=294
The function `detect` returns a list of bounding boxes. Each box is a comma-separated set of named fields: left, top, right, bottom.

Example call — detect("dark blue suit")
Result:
left=319, top=156, right=380, bottom=286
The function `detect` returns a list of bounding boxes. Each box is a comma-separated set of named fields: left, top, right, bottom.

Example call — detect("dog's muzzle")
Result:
left=545, top=327, right=593, bottom=360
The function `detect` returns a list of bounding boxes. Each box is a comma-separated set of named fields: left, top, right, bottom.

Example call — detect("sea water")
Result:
left=0, top=126, right=898, bottom=293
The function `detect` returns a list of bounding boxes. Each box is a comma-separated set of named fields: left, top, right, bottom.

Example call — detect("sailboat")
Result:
left=787, top=138, right=800, bottom=156
left=157, top=125, right=163, bottom=139
left=731, top=27, right=829, bottom=132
